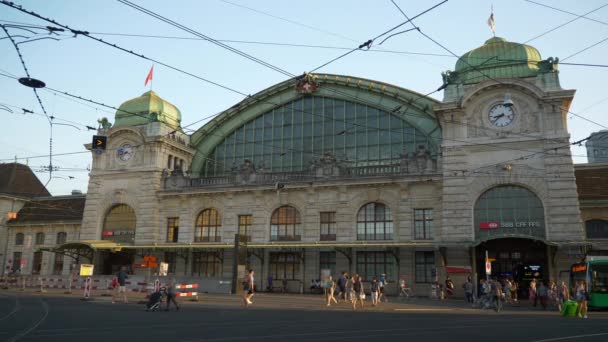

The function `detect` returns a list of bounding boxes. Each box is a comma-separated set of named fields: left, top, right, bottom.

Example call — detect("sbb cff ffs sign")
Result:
left=480, top=222, right=499, bottom=229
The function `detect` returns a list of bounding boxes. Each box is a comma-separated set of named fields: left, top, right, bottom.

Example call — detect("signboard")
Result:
left=101, top=230, right=135, bottom=244
left=79, top=264, right=94, bottom=276
left=571, top=264, right=587, bottom=273
left=92, top=135, right=107, bottom=150
left=479, top=222, right=499, bottom=229
left=485, top=261, right=491, bottom=275
left=159, top=262, right=169, bottom=276
left=446, top=266, right=472, bottom=274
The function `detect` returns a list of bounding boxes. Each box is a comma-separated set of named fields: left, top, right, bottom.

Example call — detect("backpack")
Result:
left=111, top=277, right=118, bottom=288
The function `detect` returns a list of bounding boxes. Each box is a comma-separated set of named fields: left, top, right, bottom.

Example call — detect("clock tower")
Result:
left=434, top=37, right=583, bottom=281
left=81, top=91, right=194, bottom=250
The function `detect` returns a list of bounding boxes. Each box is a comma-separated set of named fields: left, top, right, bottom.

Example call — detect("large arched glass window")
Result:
left=270, top=206, right=301, bottom=241
left=357, top=203, right=393, bottom=240
left=195, top=209, right=222, bottom=242
left=103, top=204, right=136, bottom=244
left=202, top=97, right=435, bottom=176
left=15, top=233, right=24, bottom=246
left=586, top=220, right=608, bottom=239
left=474, top=185, right=545, bottom=240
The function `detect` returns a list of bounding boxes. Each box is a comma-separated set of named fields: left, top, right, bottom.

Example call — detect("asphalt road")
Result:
left=1, top=291, right=608, bottom=342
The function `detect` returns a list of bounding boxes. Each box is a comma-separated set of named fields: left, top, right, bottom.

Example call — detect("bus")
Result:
left=569, top=256, right=608, bottom=309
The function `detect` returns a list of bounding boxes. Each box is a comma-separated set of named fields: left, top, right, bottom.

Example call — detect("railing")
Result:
left=194, top=236, right=222, bottom=243
left=270, top=235, right=302, bottom=242
left=170, top=162, right=439, bottom=190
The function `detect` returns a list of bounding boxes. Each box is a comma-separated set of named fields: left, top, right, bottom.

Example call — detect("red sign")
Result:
left=480, top=222, right=499, bottom=229
left=102, top=231, right=114, bottom=237
left=445, top=266, right=472, bottom=274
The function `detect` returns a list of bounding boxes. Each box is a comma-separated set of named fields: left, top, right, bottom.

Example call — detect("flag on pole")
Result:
left=144, top=65, right=154, bottom=87
left=487, top=7, right=495, bottom=35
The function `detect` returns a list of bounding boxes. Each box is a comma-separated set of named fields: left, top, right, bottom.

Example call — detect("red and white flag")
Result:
left=487, top=8, right=495, bottom=34
left=144, top=65, right=154, bottom=87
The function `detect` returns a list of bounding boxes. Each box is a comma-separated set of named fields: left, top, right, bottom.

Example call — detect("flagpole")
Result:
left=150, top=65, right=153, bottom=91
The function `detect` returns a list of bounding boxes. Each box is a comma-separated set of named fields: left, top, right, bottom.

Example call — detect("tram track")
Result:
left=5, top=297, right=49, bottom=342
left=0, top=292, right=20, bottom=321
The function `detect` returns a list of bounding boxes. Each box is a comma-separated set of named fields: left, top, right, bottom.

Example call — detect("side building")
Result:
left=0, top=163, right=50, bottom=276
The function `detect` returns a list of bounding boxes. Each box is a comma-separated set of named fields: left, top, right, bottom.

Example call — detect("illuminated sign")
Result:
left=571, top=264, right=587, bottom=273
left=479, top=221, right=542, bottom=229
left=480, top=222, right=499, bottom=229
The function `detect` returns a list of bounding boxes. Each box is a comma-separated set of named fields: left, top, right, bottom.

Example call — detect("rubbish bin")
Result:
left=561, top=300, right=578, bottom=317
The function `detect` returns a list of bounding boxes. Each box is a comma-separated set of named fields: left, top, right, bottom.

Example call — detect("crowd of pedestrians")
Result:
left=465, top=276, right=589, bottom=318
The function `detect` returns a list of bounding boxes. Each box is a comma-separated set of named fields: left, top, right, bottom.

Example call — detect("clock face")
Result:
left=117, top=143, right=133, bottom=161
left=488, top=104, right=515, bottom=127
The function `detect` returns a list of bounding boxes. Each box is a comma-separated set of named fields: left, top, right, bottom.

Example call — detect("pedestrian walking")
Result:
left=242, top=269, right=255, bottom=307
left=378, top=273, right=389, bottom=303
left=371, top=277, right=379, bottom=306
left=352, top=275, right=365, bottom=311
left=165, top=277, right=180, bottom=311
left=445, top=276, right=455, bottom=298
left=538, top=281, right=548, bottom=310
left=503, top=279, right=512, bottom=304
left=529, top=279, right=537, bottom=307
left=557, top=280, right=569, bottom=312
left=325, top=275, right=338, bottom=306
left=336, top=272, right=347, bottom=302
left=345, top=275, right=354, bottom=304
left=575, top=280, right=588, bottom=319
left=463, top=277, right=474, bottom=303
left=491, top=279, right=503, bottom=312
left=113, top=266, right=128, bottom=304
left=511, top=281, right=519, bottom=303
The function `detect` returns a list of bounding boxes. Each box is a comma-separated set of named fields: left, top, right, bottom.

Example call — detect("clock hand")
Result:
left=491, top=113, right=505, bottom=120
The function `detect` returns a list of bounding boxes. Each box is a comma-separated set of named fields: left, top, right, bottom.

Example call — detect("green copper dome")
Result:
left=454, top=37, right=542, bottom=84
left=114, top=91, right=182, bottom=129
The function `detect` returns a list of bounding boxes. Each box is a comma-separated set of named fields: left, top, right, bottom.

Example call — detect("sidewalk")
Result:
left=1, top=286, right=573, bottom=316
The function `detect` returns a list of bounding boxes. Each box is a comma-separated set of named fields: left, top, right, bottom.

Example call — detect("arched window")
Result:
left=202, top=97, right=437, bottom=176
left=35, top=232, right=45, bottom=245
left=586, top=220, right=608, bottom=239
left=56, top=232, right=67, bottom=245
left=474, top=185, right=545, bottom=240
left=270, top=206, right=301, bottom=241
left=195, top=209, right=221, bottom=242
left=356, top=203, right=393, bottom=240
left=103, top=204, right=136, bottom=244
left=15, top=233, right=24, bottom=246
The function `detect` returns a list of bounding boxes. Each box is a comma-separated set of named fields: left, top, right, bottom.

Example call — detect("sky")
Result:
left=1, top=0, right=607, bottom=196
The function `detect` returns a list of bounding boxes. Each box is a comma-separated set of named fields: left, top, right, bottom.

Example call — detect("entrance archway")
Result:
left=476, top=238, right=548, bottom=299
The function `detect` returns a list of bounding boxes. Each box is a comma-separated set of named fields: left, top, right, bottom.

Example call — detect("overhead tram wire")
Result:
left=308, top=0, right=448, bottom=73
left=389, top=0, right=608, bottom=130
left=1, top=3, right=593, bottom=165
left=117, top=0, right=294, bottom=78
left=0, top=1, right=250, bottom=98
left=3, top=1, right=602, bottom=147
left=218, top=0, right=357, bottom=43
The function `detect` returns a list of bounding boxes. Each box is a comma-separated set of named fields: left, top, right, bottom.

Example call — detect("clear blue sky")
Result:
left=1, top=0, right=607, bottom=195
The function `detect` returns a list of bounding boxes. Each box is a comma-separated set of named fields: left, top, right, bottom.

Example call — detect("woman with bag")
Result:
left=352, top=275, right=365, bottom=311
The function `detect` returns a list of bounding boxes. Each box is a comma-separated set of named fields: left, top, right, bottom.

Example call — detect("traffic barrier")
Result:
left=176, top=283, right=199, bottom=301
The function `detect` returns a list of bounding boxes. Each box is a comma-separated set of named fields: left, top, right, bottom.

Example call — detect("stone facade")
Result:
left=5, top=37, right=593, bottom=298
